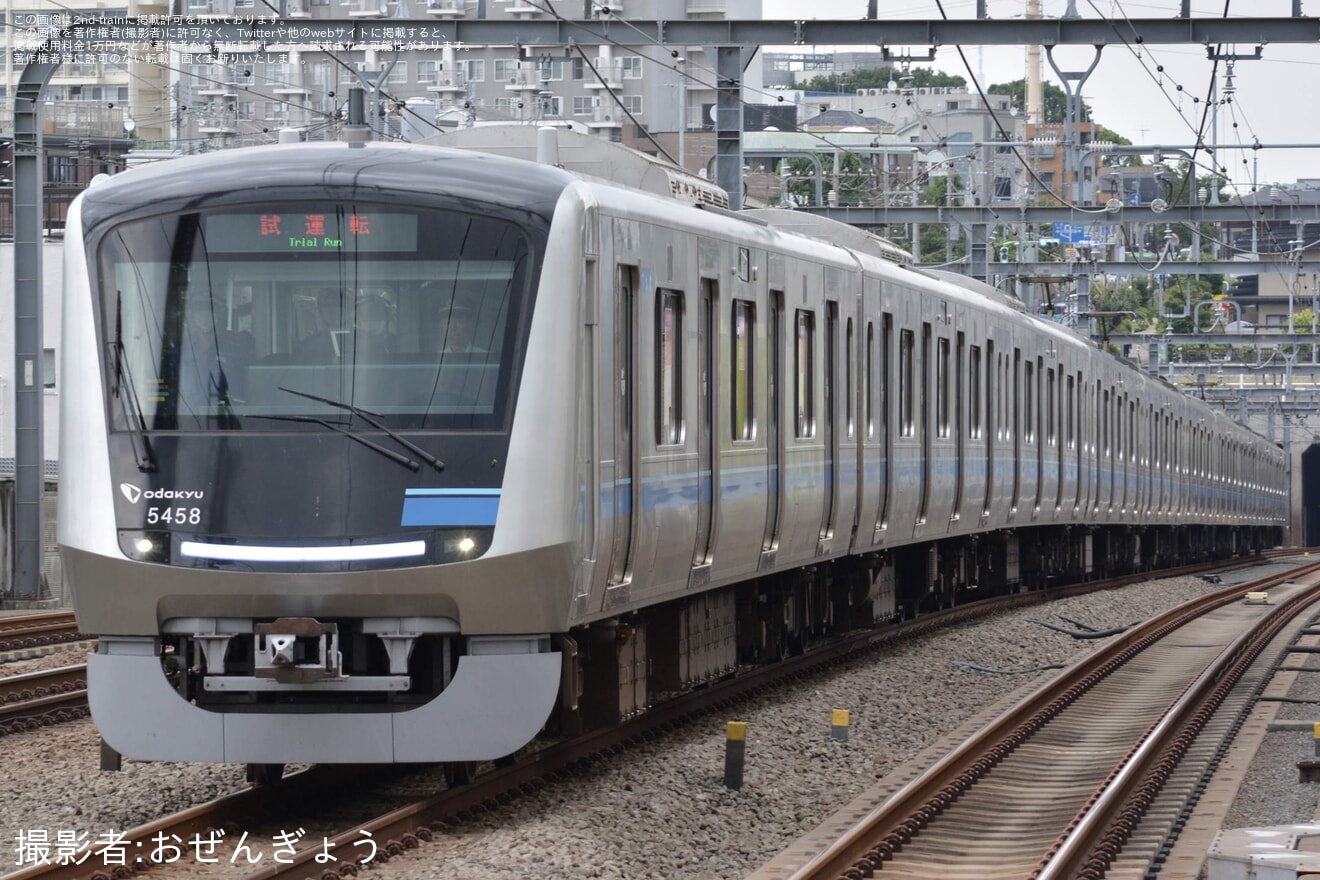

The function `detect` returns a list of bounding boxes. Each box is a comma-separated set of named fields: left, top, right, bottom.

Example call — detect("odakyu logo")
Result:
left=119, top=484, right=206, bottom=504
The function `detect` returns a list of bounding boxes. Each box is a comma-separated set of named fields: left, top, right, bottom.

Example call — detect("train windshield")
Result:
left=97, top=202, right=531, bottom=431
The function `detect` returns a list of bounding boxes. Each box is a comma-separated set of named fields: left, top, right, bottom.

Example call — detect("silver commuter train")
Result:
left=59, top=136, right=1287, bottom=770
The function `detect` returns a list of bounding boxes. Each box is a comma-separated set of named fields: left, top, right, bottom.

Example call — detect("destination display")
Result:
left=203, top=209, right=419, bottom=254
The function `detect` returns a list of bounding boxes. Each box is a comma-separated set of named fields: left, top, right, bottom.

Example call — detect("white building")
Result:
left=167, top=0, right=763, bottom=152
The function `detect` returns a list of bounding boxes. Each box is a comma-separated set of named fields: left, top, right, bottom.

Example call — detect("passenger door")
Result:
left=604, top=264, right=638, bottom=605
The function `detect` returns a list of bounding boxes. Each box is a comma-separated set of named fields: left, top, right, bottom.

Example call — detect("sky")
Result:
left=759, top=0, right=1320, bottom=194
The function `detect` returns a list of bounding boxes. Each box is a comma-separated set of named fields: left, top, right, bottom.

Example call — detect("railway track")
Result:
left=0, top=613, right=83, bottom=653
left=773, top=561, right=1320, bottom=880
left=0, top=552, right=1305, bottom=880
left=0, top=666, right=89, bottom=736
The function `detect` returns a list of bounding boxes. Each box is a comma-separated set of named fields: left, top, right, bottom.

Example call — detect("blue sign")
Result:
left=1051, top=222, right=1113, bottom=244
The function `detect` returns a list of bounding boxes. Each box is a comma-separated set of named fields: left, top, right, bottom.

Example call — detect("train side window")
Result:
left=732, top=299, right=755, bottom=441
left=795, top=309, right=815, bottom=438
left=969, top=344, right=982, bottom=439
left=899, top=328, right=914, bottom=437
left=936, top=336, right=950, bottom=438
left=656, top=288, right=683, bottom=446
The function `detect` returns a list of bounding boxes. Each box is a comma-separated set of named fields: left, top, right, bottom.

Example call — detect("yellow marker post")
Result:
left=831, top=709, right=850, bottom=742
left=724, top=721, right=747, bottom=790
left=1314, top=722, right=1320, bottom=757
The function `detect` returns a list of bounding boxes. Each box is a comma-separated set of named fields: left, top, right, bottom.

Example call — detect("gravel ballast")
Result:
left=0, top=562, right=1306, bottom=879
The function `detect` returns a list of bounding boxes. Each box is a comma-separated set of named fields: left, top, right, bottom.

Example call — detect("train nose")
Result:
left=266, top=634, right=297, bottom=666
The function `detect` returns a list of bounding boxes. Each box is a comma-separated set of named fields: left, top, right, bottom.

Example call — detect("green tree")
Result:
left=781, top=154, right=875, bottom=208
left=801, top=67, right=967, bottom=93
left=985, top=78, right=1085, bottom=124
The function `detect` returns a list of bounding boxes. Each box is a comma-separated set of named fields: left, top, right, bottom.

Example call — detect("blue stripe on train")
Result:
left=401, top=488, right=501, bottom=527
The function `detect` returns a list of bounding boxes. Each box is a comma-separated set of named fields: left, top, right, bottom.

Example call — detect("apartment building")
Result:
left=166, top=0, right=762, bottom=153
left=7, top=0, right=171, bottom=146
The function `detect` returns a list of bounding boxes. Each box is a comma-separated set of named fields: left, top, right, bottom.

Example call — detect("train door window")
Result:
left=969, top=344, right=982, bottom=438
left=865, top=322, right=875, bottom=439
left=1004, top=355, right=1012, bottom=441
left=936, top=336, right=950, bottom=438
left=795, top=309, right=815, bottom=438
left=1023, top=359, right=1034, bottom=444
left=1011, top=350, right=1021, bottom=444
left=899, top=328, right=914, bottom=437
left=845, top=318, right=855, bottom=440
left=954, top=332, right=964, bottom=439
left=1128, top=400, right=1136, bottom=463
left=1066, top=374, right=1075, bottom=448
left=656, top=289, right=683, bottom=446
left=1046, top=367, right=1056, bottom=446
left=882, top=314, right=892, bottom=438
left=1115, top=394, right=1123, bottom=461
left=732, top=299, right=755, bottom=441
left=1102, top=390, right=1110, bottom=455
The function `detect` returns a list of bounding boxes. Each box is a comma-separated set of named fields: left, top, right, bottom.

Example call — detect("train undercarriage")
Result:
left=554, top=523, right=1281, bottom=735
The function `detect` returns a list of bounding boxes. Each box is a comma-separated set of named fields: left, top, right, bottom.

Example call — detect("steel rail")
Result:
left=780, top=559, right=1320, bottom=880
left=1034, top=568, right=1320, bottom=879
left=0, top=551, right=1300, bottom=880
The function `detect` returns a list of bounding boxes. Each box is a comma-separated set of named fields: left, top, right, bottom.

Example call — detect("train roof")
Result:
left=421, top=125, right=730, bottom=209
left=75, top=140, right=577, bottom=232
left=740, top=209, right=912, bottom=265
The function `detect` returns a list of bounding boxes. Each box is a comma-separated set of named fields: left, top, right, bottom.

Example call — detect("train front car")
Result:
left=60, top=142, right=582, bottom=765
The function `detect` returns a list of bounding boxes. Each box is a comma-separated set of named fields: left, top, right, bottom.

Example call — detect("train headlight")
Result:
left=438, top=528, right=493, bottom=561
left=118, top=530, right=172, bottom=563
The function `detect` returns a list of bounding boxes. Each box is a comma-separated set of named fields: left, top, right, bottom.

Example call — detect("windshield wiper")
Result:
left=109, top=338, right=157, bottom=472
left=249, top=414, right=422, bottom=472
left=277, top=386, right=444, bottom=472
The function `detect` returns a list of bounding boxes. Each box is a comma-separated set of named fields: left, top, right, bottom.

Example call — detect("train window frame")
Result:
left=881, top=314, right=892, bottom=439
left=899, top=328, right=914, bottom=438
left=1046, top=367, right=1056, bottom=446
left=1024, top=359, right=1035, bottom=444
left=794, top=309, right=815, bottom=439
left=1102, top=389, right=1110, bottom=456
left=655, top=288, right=684, bottom=447
left=97, top=201, right=533, bottom=433
left=731, top=298, right=755, bottom=443
left=968, top=344, right=982, bottom=440
left=845, top=317, right=855, bottom=440
left=865, top=321, right=875, bottom=440
left=1128, top=399, right=1136, bottom=463
left=936, top=335, right=950, bottom=439
left=1066, top=373, right=1076, bottom=450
